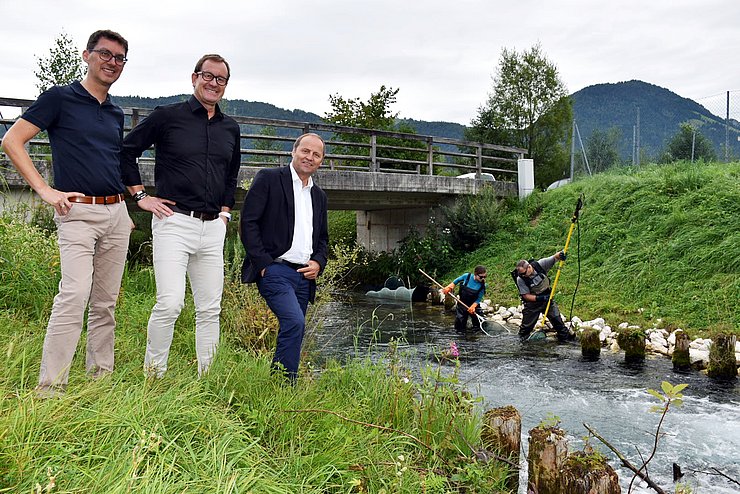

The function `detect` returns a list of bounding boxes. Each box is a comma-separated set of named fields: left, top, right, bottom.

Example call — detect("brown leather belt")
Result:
left=68, top=193, right=125, bottom=205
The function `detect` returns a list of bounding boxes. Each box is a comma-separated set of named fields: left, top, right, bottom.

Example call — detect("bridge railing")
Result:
left=1, top=97, right=526, bottom=180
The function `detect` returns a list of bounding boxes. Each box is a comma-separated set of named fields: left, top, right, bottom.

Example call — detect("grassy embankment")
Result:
left=445, top=160, right=740, bottom=337
left=0, top=213, right=511, bottom=493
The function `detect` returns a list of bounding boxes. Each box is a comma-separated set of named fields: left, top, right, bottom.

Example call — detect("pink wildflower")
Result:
left=449, top=341, right=459, bottom=358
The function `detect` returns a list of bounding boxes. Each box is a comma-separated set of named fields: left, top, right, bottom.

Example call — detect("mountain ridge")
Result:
left=111, top=80, right=739, bottom=160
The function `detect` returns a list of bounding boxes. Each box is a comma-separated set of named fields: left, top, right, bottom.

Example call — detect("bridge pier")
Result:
left=356, top=206, right=446, bottom=252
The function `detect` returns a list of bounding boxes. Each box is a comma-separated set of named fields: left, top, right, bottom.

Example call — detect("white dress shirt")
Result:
left=279, top=162, right=314, bottom=264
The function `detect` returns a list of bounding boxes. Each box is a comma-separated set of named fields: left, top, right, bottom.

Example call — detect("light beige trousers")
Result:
left=38, top=202, right=131, bottom=391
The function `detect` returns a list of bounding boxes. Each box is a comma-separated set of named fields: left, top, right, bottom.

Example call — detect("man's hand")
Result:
left=37, top=186, right=84, bottom=216
left=442, top=283, right=455, bottom=295
left=297, top=260, right=321, bottom=280
left=137, top=195, right=176, bottom=219
left=535, top=293, right=550, bottom=303
left=467, top=302, right=478, bottom=315
left=557, top=250, right=567, bottom=262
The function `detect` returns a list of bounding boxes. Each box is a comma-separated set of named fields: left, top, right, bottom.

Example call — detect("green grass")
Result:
left=0, top=212, right=512, bottom=493
left=444, top=160, right=740, bottom=336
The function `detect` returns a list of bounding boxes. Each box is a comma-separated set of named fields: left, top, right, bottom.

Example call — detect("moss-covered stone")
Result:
left=672, top=329, right=691, bottom=371
left=560, top=451, right=620, bottom=493
left=580, top=327, right=601, bottom=360
left=707, top=332, right=738, bottom=380
left=617, top=327, right=646, bottom=363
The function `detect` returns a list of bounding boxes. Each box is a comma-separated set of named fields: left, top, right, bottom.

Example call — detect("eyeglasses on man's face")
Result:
left=89, top=49, right=127, bottom=65
left=196, top=71, right=229, bottom=86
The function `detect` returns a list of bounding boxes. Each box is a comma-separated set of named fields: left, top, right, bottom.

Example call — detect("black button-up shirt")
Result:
left=121, top=96, right=241, bottom=213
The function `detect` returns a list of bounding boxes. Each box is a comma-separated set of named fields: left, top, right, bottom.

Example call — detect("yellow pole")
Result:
left=533, top=195, right=583, bottom=334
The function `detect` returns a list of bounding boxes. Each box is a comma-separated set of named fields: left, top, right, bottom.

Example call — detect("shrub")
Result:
left=441, top=187, right=507, bottom=252
left=0, top=215, right=59, bottom=319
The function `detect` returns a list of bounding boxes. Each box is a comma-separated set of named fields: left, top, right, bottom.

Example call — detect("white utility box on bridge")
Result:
left=517, top=159, right=534, bottom=199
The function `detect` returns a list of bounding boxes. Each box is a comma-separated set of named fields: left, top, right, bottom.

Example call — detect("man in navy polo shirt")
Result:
left=1, top=29, right=131, bottom=396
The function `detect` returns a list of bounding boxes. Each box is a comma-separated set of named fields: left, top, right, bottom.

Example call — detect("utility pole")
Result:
left=726, top=91, right=730, bottom=162
left=570, top=119, right=576, bottom=179
left=636, top=106, right=641, bottom=166
left=632, top=125, right=636, bottom=165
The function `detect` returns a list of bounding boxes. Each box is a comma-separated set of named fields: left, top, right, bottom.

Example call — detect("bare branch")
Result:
left=583, top=422, right=667, bottom=494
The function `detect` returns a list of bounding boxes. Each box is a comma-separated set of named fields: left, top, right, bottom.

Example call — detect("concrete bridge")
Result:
left=1, top=98, right=533, bottom=251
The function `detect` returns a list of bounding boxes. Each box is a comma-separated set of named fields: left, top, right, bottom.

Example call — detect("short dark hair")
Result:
left=87, top=30, right=128, bottom=55
left=293, top=133, right=325, bottom=155
left=516, top=260, right=529, bottom=274
left=194, top=54, right=230, bottom=79
left=474, top=265, right=486, bottom=275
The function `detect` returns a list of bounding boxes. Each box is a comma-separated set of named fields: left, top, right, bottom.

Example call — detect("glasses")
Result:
left=196, top=71, right=229, bottom=86
left=477, top=274, right=487, bottom=279
left=89, top=49, right=127, bottom=65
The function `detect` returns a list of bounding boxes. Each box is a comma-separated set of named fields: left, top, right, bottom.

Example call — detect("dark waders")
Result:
left=455, top=277, right=484, bottom=332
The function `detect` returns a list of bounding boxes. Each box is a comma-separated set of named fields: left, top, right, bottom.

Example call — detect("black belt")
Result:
left=274, top=259, right=307, bottom=270
left=171, top=206, right=219, bottom=221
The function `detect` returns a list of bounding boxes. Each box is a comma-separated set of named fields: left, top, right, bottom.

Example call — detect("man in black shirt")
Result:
left=121, top=54, right=240, bottom=377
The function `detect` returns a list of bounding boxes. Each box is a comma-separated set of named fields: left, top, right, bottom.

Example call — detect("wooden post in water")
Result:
left=482, top=406, right=521, bottom=492
left=707, top=333, right=738, bottom=380
left=672, top=330, right=691, bottom=371
left=580, top=327, right=601, bottom=360
left=527, top=425, right=568, bottom=494
left=616, top=327, right=646, bottom=363
left=559, top=452, right=621, bottom=493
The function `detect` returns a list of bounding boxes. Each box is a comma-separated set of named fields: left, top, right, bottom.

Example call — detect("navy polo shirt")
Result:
left=21, top=81, right=126, bottom=196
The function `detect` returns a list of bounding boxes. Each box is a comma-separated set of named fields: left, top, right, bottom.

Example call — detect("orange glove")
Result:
left=442, top=283, right=455, bottom=295
left=467, top=302, right=478, bottom=314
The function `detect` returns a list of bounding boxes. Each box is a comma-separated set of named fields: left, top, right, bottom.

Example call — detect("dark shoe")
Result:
left=557, top=331, right=576, bottom=343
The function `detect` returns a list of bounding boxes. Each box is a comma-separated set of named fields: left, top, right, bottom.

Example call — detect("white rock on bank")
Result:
left=689, top=348, right=710, bottom=367
left=690, top=339, right=712, bottom=352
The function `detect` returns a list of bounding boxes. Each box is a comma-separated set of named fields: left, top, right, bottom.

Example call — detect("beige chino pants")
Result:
left=38, top=202, right=131, bottom=391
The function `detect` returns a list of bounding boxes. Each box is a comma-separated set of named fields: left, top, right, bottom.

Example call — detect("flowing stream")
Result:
left=313, top=294, right=740, bottom=494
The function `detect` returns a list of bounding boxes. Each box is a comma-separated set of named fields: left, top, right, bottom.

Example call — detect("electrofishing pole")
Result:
left=529, top=194, right=584, bottom=339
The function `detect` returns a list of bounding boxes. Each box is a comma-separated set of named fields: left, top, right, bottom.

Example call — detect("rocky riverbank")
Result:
left=483, top=301, right=740, bottom=372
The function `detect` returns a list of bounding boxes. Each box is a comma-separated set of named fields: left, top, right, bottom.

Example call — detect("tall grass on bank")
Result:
left=0, top=212, right=512, bottom=493
left=445, top=160, right=740, bottom=335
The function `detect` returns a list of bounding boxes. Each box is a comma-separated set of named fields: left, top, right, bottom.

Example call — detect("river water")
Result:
left=313, top=294, right=740, bottom=494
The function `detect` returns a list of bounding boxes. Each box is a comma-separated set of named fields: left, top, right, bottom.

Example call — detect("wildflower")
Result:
left=449, top=341, right=459, bottom=358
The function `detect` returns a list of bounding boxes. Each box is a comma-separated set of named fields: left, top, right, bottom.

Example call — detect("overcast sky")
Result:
left=1, top=0, right=737, bottom=125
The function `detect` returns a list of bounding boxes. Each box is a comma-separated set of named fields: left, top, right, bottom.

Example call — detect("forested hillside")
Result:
left=111, top=81, right=739, bottom=162
left=571, top=80, right=739, bottom=160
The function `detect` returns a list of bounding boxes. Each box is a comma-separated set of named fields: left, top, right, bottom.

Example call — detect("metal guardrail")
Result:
left=0, top=96, right=527, bottom=180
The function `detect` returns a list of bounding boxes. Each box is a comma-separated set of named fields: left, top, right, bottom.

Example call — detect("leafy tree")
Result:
left=584, top=127, right=622, bottom=172
left=662, top=122, right=716, bottom=162
left=326, top=85, right=399, bottom=130
left=324, top=86, right=426, bottom=171
left=466, top=43, right=572, bottom=188
left=34, top=31, right=85, bottom=94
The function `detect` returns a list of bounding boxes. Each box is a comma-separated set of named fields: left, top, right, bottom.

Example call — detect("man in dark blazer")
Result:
left=240, top=133, right=329, bottom=382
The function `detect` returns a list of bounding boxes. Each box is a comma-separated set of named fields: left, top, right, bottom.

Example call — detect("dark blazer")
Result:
left=240, top=165, right=329, bottom=301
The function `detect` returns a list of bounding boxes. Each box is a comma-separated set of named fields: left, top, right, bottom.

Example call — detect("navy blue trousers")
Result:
left=257, top=263, right=310, bottom=381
